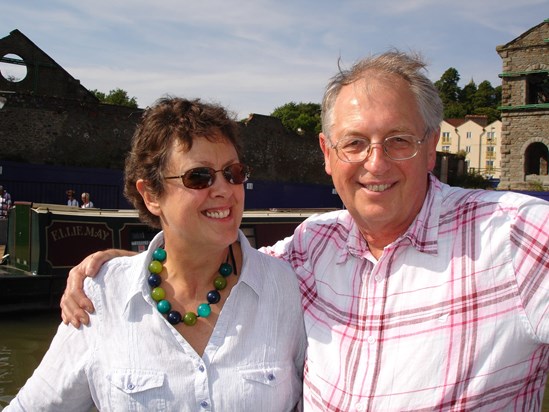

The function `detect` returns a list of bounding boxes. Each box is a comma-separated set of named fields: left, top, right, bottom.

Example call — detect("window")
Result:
left=486, top=146, right=495, bottom=153
left=441, top=131, right=451, bottom=144
left=442, top=146, right=450, bottom=152
left=465, top=146, right=471, bottom=153
left=466, top=132, right=472, bottom=139
left=526, top=73, right=549, bottom=104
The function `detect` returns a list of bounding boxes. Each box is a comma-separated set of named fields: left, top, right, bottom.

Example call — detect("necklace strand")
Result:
left=147, top=245, right=237, bottom=326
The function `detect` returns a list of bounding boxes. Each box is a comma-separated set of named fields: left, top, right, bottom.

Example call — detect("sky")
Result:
left=1, top=1, right=547, bottom=119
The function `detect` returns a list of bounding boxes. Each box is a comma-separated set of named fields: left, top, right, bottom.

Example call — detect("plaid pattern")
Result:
left=267, top=174, right=549, bottom=411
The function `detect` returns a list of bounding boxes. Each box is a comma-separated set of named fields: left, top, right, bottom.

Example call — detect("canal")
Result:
left=0, top=310, right=60, bottom=409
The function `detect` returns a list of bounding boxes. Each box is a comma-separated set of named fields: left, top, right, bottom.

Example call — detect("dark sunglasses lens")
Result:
left=183, top=168, right=213, bottom=189
left=225, top=164, right=249, bottom=184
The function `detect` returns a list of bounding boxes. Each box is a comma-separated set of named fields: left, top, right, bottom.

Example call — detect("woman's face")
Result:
left=142, top=134, right=245, bottom=251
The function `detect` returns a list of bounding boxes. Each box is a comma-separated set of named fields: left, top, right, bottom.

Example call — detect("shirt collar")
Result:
left=123, top=230, right=262, bottom=318
left=341, top=173, right=442, bottom=260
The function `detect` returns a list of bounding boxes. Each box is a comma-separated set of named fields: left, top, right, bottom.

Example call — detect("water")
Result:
left=0, top=310, right=61, bottom=410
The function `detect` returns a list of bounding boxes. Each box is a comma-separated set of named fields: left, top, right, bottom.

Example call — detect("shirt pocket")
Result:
left=107, top=369, right=168, bottom=411
left=238, top=363, right=301, bottom=410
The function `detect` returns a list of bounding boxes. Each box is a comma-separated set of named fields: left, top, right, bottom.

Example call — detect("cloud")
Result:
left=2, top=0, right=547, bottom=117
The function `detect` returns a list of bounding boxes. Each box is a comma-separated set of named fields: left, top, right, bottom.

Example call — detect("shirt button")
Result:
left=200, top=400, right=209, bottom=408
left=267, top=373, right=275, bottom=381
left=198, top=365, right=205, bottom=372
left=127, top=383, right=135, bottom=390
left=375, top=275, right=383, bottom=282
left=367, top=336, right=376, bottom=344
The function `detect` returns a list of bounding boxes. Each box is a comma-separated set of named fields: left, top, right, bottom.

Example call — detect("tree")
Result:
left=271, top=102, right=321, bottom=136
left=91, top=88, right=138, bottom=108
left=435, top=68, right=461, bottom=106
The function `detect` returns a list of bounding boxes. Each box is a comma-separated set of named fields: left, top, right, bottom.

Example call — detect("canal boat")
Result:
left=0, top=202, right=331, bottom=313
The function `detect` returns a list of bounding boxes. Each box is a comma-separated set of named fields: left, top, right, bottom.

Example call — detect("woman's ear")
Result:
left=136, top=179, right=162, bottom=216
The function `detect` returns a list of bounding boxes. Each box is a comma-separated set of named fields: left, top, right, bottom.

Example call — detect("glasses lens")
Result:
left=182, top=168, right=214, bottom=189
left=384, top=135, right=417, bottom=160
left=336, top=137, right=370, bottom=162
left=224, top=163, right=249, bottom=184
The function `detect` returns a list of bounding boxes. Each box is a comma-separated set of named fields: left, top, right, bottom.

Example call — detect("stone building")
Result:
left=0, top=29, right=329, bottom=185
left=496, top=19, right=549, bottom=190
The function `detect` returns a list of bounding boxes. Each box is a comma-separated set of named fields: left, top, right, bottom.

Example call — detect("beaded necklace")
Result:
left=147, top=245, right=237, bottom=326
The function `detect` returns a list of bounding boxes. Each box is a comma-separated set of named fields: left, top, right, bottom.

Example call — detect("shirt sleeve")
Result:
left=511, top=197, right=549, bottom=343
left=5, top=312, right=95, bottom=410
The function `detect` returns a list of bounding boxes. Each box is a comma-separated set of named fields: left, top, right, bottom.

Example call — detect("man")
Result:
left=66, top=189, right=79, bottom=207
left=0, top=185, right=12, bottom=218
left=62, top=51, right=548, bottom=410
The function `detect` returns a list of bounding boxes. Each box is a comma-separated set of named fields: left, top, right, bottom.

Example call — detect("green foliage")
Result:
left=450, top=171, right=492, bottom=189
left=271, top=102, right=321, bottom=136
left=435, top=69, right=501, bottom=121
left=91, top=88, right=138, bottom=109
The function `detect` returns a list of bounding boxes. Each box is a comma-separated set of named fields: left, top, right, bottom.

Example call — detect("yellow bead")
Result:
left=151, top=287, right=165, bottom=301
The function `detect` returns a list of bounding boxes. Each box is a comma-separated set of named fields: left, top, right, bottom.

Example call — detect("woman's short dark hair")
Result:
left=124, top=96, right=241, bottom=228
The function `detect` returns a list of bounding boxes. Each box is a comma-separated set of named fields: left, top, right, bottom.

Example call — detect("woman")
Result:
left=6, top=97, right=306, bottom=411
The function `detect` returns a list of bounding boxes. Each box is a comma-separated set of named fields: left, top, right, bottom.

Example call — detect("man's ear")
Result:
left=136, top=179, right=161, bottom=216
left=319, top=133, right=333, bottom=176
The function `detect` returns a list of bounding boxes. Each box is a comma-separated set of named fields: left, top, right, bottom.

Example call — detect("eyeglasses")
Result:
left=164, top=163, right=251, bottom=190
left=326, top=133, right=426, bottom=162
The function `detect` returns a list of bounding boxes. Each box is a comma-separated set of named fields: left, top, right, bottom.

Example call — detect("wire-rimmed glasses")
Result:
left=326, top=133, right=426, bottom=162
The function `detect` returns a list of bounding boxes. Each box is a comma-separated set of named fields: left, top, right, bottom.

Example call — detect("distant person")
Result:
left=0, top=185, right=12, bottom=219
left=80, top=192, right=94, bottom=208
left=66, top=189, right=79, bottom=207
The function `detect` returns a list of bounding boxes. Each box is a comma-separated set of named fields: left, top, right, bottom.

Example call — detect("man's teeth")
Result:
left=365, top=184, right=391, bottom=192
left=206, top=209, right=230, bottom=219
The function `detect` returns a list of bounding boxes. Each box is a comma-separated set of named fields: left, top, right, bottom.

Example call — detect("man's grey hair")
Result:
left=321, top=49, right=443, bottom=139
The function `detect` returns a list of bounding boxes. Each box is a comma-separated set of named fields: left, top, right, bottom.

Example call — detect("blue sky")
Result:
left=1, top=1, right=547, bottom=119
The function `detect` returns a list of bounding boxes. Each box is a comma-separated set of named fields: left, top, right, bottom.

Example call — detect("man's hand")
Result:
left=60, top=249, right=136, bottom=327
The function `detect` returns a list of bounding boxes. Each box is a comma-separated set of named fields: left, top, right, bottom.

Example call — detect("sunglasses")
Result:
left=164, top=163, right=251, bottom=190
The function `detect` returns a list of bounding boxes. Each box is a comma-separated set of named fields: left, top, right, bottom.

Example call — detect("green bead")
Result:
left=197, top=303, right=211, bottom=318
left=157, top=299, right=171, bottom=314
left=151, top=287, right=165, bottom=301
left=219, top=262, right=232, bottom=277
left=213, top=276, right=227, bottom=290
left=149, top=260, right=163, bottom=274
left=183, top=312, right=197, bottom=326
left=153, top=248, right=167, bottom=262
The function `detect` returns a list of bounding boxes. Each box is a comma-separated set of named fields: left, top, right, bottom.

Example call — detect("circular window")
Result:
left=0, top=53, right=28, bottom=82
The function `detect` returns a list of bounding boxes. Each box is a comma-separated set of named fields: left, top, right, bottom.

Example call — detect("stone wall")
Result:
left=496, top=20, right=549, bottom=190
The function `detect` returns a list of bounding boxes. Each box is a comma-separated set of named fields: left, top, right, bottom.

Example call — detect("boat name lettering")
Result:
left=50, top=225, right=110, bottom=241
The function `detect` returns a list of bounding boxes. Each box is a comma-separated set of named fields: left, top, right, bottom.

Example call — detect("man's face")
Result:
left=319, top=75, right=438, bottom=243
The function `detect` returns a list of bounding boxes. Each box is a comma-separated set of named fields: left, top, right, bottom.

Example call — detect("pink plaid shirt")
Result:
left=266, top=175, right=549, bottom=411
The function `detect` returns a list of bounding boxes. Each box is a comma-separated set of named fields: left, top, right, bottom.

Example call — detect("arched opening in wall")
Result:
left=0, top=53, right=28, bottom=82
left=524, top=142, right=549, bottom=176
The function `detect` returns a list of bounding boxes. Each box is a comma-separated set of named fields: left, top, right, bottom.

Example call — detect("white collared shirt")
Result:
left=7, top=230, right=306, bottom=411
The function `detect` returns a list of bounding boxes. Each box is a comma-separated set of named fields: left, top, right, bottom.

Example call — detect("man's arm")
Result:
left=60, top=249, right=136, bottom=327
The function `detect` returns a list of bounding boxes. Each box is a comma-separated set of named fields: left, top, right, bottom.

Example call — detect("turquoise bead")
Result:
left=197, top=303, right=211, bottom=318
left=157, top=299, right=171, bottom=314
left=219, top=262, right=232, bottom=277
left=153, top=248, right=167, bottom=262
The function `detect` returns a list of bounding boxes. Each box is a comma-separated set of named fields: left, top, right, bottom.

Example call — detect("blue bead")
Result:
left=207, top=290, right=221, bottom=304
left=153, top=248, right=167, bottom=262
left=148, top=273, right=162, bottom=288
left=197, top=303, right=211, bottom=318
left=157, top=299, right=171, bottom=314
left=219, top=262, right=232, bottom=277
left=167, top=310, right=182, bottom=325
